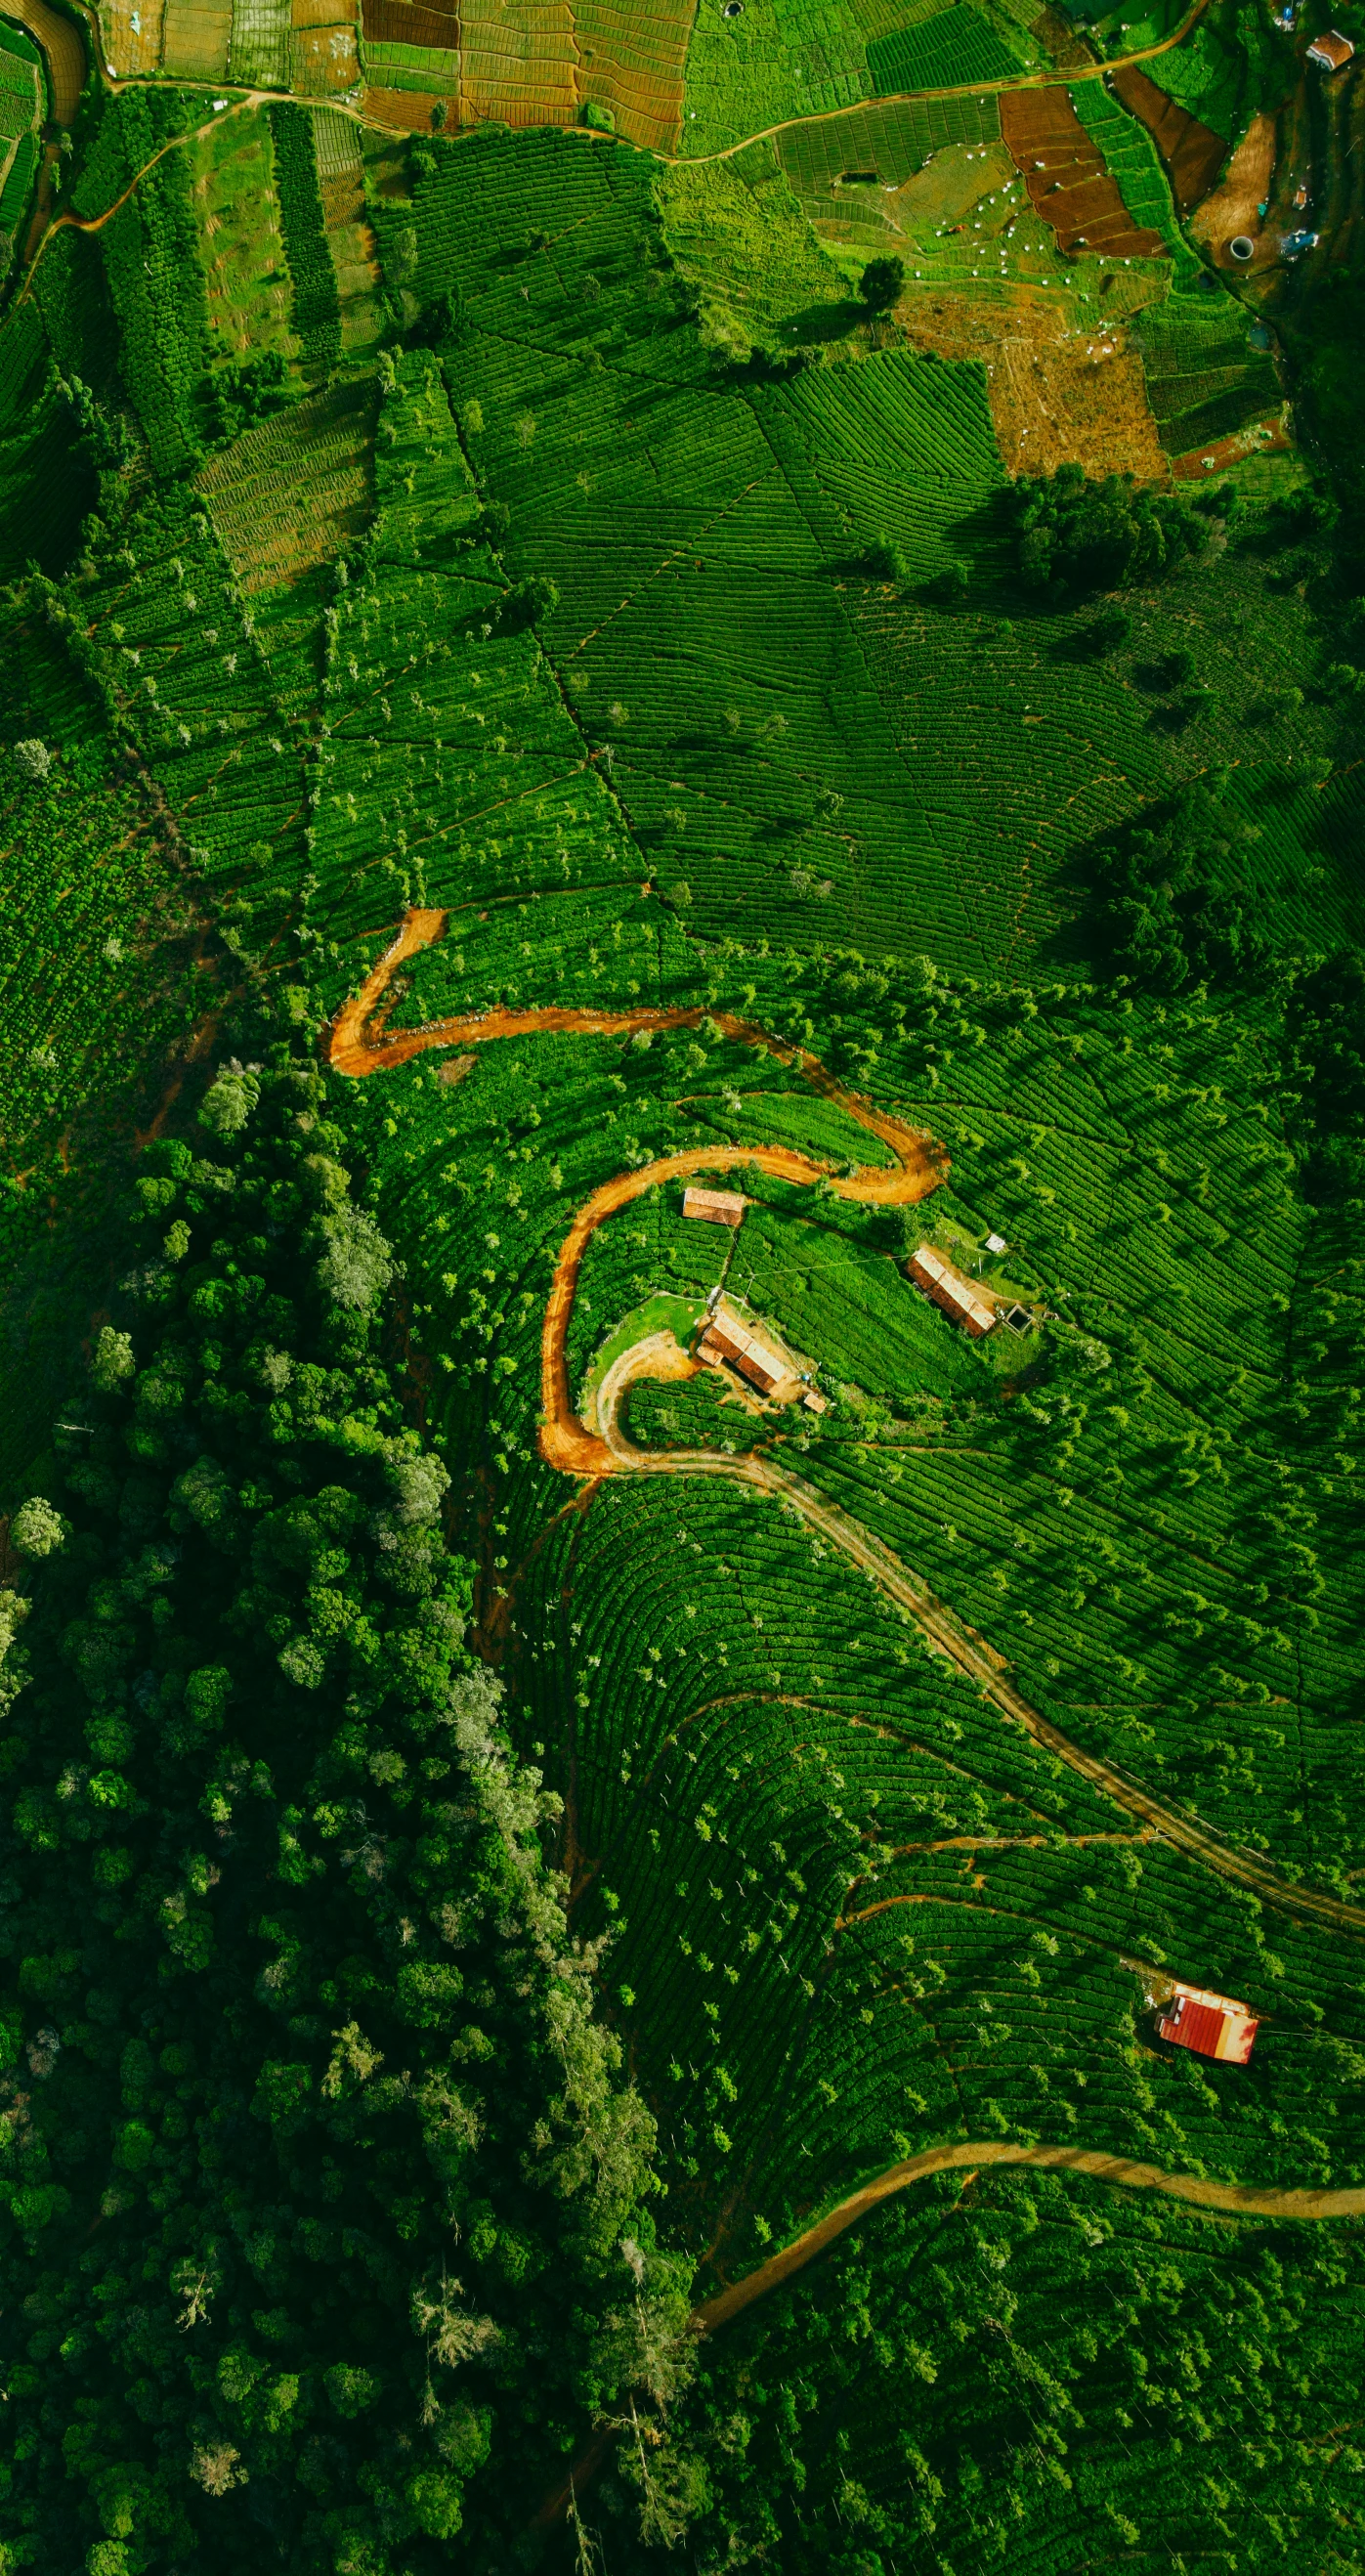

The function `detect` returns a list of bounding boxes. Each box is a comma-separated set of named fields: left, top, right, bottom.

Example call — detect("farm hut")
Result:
left=801, top=1388, right=830, bottom=1414
left=1307, top=27, right=1353, bottom=64
left=683, top=1186, right=747, bottom=1227
left=697, top=1303, right=793, bottom=1397
left=1157, top=1983, right=1258, bottom=2065
left=985, top=1231, right=1007, bottom=1255
left=910, top=1245, right=998, bottom=1338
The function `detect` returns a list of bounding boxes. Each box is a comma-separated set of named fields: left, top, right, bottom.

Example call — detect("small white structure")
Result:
left=985, top=1231, right=1007, bottom=1255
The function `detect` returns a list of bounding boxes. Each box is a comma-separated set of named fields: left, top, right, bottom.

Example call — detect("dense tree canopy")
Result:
left=1084, top=782, right=1269, bottom=994
left=0, top=1043, right=681, bottom=2576
left=1010, top=465, right=1210, bottom=598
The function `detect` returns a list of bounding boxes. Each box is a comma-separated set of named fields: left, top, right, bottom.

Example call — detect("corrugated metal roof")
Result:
left=911, top=1245, right=997, bottom=1335
left=1158, top=1988, right=1258, bottom=2065
left=683, top=1187, right=747, bottom=1224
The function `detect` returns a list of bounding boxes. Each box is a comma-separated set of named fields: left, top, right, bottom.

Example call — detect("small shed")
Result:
left=801, top=1388, right=830, bottom=1414
left=683, top=1186, right=747, bottom=1227
left=1158, top=1982, right=1258, bottom=2065
left=985, top=1232, right=1007, bottom=1256
left=1307, top=28, right=1353, bottom=64
left=910, top=1245, right=998, bottom=1339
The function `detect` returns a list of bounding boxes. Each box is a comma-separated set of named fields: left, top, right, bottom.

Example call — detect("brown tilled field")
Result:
left=898, top=285, right=1169, bottom=481
left=1112, top=64, right=1227, bottom=213
left=1001, top=87, right=1168, bottom=260
left=361, top=0, right=457, bottom=47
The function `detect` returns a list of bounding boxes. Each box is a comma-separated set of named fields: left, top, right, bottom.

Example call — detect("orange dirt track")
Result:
left=329, top=913, right=1365, bottom=1943
left=330, top=905, right=948, bottom=1473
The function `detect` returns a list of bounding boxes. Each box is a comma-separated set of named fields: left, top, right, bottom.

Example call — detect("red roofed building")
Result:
left=1157, top=1982, right=1258, bottom=2064
left=1307, top=28, right=1354, bottom=66
left=910, top=1244, right=998, bottom=1339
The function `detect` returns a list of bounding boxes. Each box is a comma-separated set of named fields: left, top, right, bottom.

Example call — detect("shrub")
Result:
left=198, top=1063, right=259, bottom=1138
left=90, top=1327, right=135, bottom=1392
left=316, top=1204, right=395, bottom=1311
left=9, top=1498, right=66, bottom=1559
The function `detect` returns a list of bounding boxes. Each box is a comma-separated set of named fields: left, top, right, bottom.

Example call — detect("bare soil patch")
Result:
left=898, top=286, right=1168, bottom=480
left=1190, top=108, right=1277, bottom=261
left=1001, top=85, right=1168, bottom=258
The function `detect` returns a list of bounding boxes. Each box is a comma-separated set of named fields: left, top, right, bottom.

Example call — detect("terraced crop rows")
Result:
left=197, top=376, right=377, bottom=589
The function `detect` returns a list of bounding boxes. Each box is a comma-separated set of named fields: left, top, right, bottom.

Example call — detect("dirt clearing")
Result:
left=1191, top=109, right=1277, bottom=261
left=898, top=286, right=1169, bottom=479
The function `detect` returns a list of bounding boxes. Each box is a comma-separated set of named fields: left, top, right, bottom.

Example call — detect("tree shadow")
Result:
left=783, top=299, right=864, bottom=346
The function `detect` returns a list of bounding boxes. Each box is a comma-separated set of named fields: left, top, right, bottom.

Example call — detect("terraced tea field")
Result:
left=0, top=17, right=1362, bottom=2568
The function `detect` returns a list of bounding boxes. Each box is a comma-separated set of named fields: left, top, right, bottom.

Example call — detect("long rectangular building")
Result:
left=683, top=1186, right=747, bottom=1227
left=910, top=1244, right=998, bottom=1339
left=697, top=1303, right=791, bottom=1396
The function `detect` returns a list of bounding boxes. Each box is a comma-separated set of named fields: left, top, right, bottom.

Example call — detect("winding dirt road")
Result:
left=693, top=2137, right=1365, bottom=2334
left=331, top=910, right=1365, bottom=1941
left=533, top=2127, right=1365, bottom=2525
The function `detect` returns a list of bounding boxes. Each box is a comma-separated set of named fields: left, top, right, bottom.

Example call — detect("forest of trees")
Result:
left=0, top=1030, right=692, bottom=2574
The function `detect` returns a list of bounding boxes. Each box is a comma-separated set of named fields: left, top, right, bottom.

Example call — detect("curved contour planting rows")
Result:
left=331, top=910, right=1365, bottom=1950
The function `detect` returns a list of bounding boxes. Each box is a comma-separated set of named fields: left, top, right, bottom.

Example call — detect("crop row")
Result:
left=778, top=88, right=1002, bottom=200
left=499, top=1465, right=1365, bottom=2226
left=69, top=483, right=314, bottom=925
left=684, top=2157, right=1365, bottom=2575
left=268, top=106, right=342, bottom=367
left=96, top=94, right=214, bottom=475
left=305, top=355, right=635, bottom=939
left=866, top=5, right=1019, bottom=96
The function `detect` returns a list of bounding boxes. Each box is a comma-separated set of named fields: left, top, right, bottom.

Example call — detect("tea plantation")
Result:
left=0, top=3, right=1363, bottom=2568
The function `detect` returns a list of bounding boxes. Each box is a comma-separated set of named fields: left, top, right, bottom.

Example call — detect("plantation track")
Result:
left=49, top=0, right=1216, bottom=185
left=331, top=909, right=1365, bottom=1942
left=692, top=2139, right=1365, bottom=2334
left=533, top=2133, right=1365, bottom=2525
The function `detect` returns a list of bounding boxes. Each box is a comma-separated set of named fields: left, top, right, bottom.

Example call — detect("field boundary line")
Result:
left=40, top=0, right=1217, bottom=187
left=666, top=0, right=1218, bottom=165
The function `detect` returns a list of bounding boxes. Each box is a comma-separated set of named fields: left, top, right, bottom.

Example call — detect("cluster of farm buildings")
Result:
left=678, top=1186, right=1035, bottom=1421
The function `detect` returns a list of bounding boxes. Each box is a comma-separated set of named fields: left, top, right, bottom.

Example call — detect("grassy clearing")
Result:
left=189, top=107, right=299, bottom=371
